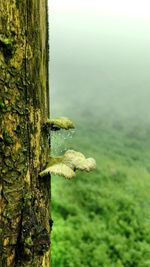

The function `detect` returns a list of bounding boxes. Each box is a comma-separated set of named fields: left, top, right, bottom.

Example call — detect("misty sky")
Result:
left=49, top=0, right=150, bottom=121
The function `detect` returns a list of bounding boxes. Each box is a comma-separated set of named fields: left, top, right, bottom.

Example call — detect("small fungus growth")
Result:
left=45, top=117, right=75, bottom=131
left=39, top=150, right=96, bottom=179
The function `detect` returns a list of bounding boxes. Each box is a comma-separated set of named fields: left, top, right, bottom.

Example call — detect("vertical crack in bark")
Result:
left=14, top=207, right=23, bottom=266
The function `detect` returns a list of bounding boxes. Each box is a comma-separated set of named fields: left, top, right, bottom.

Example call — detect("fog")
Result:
left=49, top=0, right=150, bottom=123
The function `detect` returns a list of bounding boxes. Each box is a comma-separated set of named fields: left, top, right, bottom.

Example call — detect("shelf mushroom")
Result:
left=39, top=150, right=96, bottom=179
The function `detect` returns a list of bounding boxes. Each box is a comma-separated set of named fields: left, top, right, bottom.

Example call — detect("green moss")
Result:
left=2, top=129, right=13, bottom=145
left=25, top=236, right=34, bottom=248
left=0, top=36, right=13, bottom=46
left=23, top=191, right=33, bottom=207
left=0, top=35, right=16, bottom=60
left=20, top=206, right=50, bottom=259
left=0, top=101, right=5, bottom=109
left=14, top=125, right=21, bottom=135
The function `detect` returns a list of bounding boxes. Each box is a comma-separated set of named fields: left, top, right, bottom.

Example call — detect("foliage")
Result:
left=51, top=114, right=150, bottom=267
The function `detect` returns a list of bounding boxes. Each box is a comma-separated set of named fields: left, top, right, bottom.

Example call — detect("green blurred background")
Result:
left=49, top=1, right=150, bottom=266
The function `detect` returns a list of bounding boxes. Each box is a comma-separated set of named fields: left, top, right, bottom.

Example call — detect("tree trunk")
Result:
left=0, top=1, right=50, bottom=267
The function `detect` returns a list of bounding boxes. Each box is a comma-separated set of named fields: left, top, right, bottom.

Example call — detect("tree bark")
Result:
left=0, top=1, right=50, bottom=267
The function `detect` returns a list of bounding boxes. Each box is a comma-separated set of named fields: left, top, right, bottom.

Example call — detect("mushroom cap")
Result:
left=46, top=117, right=75, bottom=130
left=63, top=150, right=96, bottom=171
left=39, top=163, right=75, bottom=179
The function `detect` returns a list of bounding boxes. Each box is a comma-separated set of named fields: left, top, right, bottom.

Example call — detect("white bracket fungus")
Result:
left=39, top=150, right=96, bottom=179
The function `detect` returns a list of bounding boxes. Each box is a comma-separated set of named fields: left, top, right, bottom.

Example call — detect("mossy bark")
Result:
left=0, top=1, right=50, bottom=267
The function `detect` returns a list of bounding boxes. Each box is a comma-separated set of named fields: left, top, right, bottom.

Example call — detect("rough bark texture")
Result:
left=0, top=1, right=50, bottom=267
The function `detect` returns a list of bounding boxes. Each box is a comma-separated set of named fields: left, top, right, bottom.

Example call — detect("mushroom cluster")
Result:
left=40, top=117, right=96, bottom=179
left=39, top=150, right=96, bottom=179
